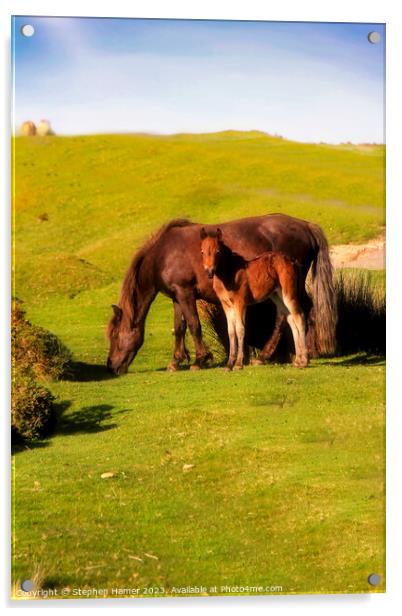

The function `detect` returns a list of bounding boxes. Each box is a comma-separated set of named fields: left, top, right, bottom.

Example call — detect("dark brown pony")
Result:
left=106, top=214, right=336, bottom=375
left=200, top=228, right=308, bottom=370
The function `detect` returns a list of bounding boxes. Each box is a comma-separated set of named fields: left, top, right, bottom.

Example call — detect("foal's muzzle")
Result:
left=205, top=267, right=215, bottom=279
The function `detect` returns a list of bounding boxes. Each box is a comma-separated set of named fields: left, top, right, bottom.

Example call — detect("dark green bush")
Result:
left=11, top=298, right=72, bottom=442
left=11, top=370, right=55, bottom=441
left=12, top=298, right=72, bottom=380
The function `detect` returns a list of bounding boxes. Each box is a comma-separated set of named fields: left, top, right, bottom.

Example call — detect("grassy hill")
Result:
left=13, top=132, right=384, bottom=305
left=12, top=133, right=385, bottom=598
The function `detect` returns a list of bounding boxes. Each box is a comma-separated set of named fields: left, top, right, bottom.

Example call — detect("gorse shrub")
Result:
left=12, top=298, right=72, bottom=381
left=11, top=370, right=55, bottom=441
left=11, top=298, right=72, bottom=442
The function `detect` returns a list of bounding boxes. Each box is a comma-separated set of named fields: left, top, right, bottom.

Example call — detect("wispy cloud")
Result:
left=12, top=17, right=385, bottom=143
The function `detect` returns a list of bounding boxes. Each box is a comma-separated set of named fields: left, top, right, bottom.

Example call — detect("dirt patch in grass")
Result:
left=331, top=234, right=385, bottom=270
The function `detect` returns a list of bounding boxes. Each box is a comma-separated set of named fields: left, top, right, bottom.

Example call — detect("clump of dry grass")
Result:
left=11, top=562, right=46, bottom=600
left=335, top=269, right=385, bottom=355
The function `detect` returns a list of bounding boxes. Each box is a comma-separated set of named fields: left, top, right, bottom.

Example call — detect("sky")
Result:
left=12, top=17, right=385, bottom=144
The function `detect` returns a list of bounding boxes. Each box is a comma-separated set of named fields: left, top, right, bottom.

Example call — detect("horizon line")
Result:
left=12, top=127, right=385, bottom=147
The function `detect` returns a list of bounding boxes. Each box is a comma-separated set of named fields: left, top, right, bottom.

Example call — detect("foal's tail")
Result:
left=308, top=222, right=338, bottom=355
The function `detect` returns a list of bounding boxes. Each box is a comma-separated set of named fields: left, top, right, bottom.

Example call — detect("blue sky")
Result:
left=12, top=17, right=385, bottom=143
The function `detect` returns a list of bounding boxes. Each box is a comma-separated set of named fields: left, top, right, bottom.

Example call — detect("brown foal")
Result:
left=200, top=227, right=309, bottom=371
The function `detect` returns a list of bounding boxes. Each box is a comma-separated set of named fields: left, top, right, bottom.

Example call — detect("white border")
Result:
left=2, top=1, right=401, bottom=614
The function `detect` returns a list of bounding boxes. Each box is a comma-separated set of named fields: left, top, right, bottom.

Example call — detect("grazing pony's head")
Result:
left=106, top=305, right=144, bottom=376
left=200, top=227, right=223, bottom=279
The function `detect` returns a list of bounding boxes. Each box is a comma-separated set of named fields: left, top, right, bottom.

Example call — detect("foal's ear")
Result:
left=111, top=304, right=122, bottom=320
left=216, top=228, right=223, bottom=241
left=200, top=227, right=207, bottom=240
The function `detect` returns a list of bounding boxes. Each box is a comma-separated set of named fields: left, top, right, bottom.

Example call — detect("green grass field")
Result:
left=12, top=132, right=385, bottom=597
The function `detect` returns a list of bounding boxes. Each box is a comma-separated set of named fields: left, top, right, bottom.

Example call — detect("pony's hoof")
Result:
left=190, top=364, right=201, bottom=371
left=167, top=362, right=178, bottom=372
left=224, top=366, right=233, bottom=373
left=233, top=364, right=244, bottom=371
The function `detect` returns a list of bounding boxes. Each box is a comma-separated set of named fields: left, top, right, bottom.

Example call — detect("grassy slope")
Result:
left=12, top=133, right=385, bottom=596
left=13, top=132, right=384, bottom=304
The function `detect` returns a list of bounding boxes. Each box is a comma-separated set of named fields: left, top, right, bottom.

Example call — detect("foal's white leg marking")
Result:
left=292, top=311, right=308, bottom=365
left=234, top=304, right=246, bottom=368
left=281, top=291, right=308, bottom=366
left=287, top=314, right=301, bottom=362
left=223, top=305, right=237, bottom=368
left=270, top=290, right=301, bottom=363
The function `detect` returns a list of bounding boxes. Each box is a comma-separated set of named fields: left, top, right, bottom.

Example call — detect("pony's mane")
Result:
left=119, top=218, right=194, bottom=325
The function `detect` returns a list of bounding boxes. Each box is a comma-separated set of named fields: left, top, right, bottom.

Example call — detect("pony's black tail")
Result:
left=307, top=222, right=338, bottom=355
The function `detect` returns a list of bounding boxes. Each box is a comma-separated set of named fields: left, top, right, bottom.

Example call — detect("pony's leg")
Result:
left=175, top=288, right=212, bottom=370
left=251, top=310, right=286, bottom=365
left=223, top=305, right=237, bottom=371
left=233, top=303, right=246, bottom=370
left=167, top=301, right=191, bottom=371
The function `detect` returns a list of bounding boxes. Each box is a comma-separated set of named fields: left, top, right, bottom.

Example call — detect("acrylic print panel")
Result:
left=11, top=16, right=385, bottom=599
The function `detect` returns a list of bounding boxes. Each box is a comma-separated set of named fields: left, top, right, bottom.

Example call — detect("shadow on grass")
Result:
left=62, top=361, right=115, bottom=382
left=56, top=402, right=130, bottom=435
left=12, top=439, right=51, bottom=454
left=12, top=402, right=131, bottom=453
left=319, top=354, right=385, bottom=367
left=152, top=363, right=216, bottom=373
left=41, top=578, right=64, bottom=591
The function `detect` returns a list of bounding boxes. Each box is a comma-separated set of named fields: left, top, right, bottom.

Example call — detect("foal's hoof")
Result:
left=224, top=366, right=233, bottom=373
left=250, top=357, right=266, bottom=366
left=190, top=364, right=201, bottom=371
left=233, top=364, right=244, bottom=371
left=292, top=358, right=308, bottom=369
